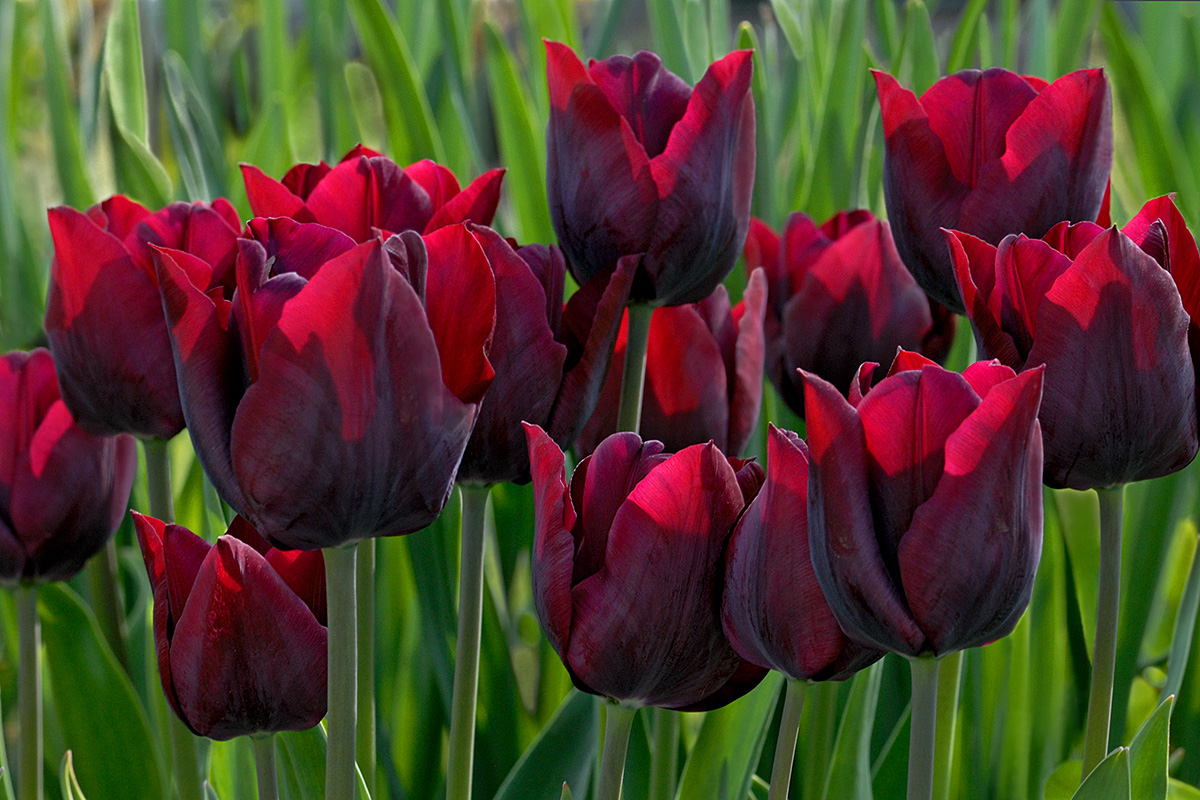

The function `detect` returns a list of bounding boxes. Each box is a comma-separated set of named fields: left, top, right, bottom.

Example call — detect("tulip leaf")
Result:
left=820, top=661, right=883, bottom=800
left=1054, top=0, right=1102, bottom=76
left=230, top=96, right=293, bottom=219
left=275, top=727, right=371, bottom=800
left=898, top=0, right=939, bottom=96
left=493, top=691, right=597, bottom=800
left=206, top=737, right=257, bottom=800
left=39, top=583, right=165, bottom=800
left=344, top=62, right=388, bottom=154
left=102, top=0, right=147, bottom=141
left=1044, top=759, right=1084, bottom=799
left=1129, top=697, right=1173, bottom=800
left=946, top=0, right=988, bottom=73
left=646, top=0, right=693, bottom=81
left=769, top=0, right=805, bottom=62
left=1170, top=780, right=1200, bottom=799
left=163, top=51, right=229, bottom=201
left=560, top=782, right=573, bottom=800
left=1076, top=748, right=1132, bottom=799
left=39, top=0, right=94, bottom=206
left=256, top=0, right=288, bottom=114
left=676, top=671, right=783, bottom=800
left=60, top=752, right=88, bottom=800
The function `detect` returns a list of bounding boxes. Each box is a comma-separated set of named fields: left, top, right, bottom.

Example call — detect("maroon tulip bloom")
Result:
left=45, top=196, right=241, bottom=439
left=804, top=354, right=1045, bottom=657
left=457, top=229, right=636, bottom=486
left=240, top=145, right=504, bottom=243
left=545, top=42, right=755, bottom=306
left=153, top=218, right=496, bottom=550
left=0, top=349, right=136, bottom=584
left=722, top=425, right=882, bottom=681
left=948, top=196, right=1199, bottom=490
left=744, top=210, right=955, bottom=414
left=575, top=270, right=766, bottom=456
left=525, top=423, right=766, bottom=709
left=874, top=67, right=1111, bottom=311
left=133, top=512, right=326, bottom=740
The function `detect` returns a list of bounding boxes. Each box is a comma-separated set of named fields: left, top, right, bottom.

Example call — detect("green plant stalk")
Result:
left=325, top=543, right=358, bottom=800
left=767, top=679, right=807, bottom=800
left=907, top=657, right=940, bottom=800
left=88, top=539, right=130, bottom=672
left=356, top=539, right=376, bottom=799
left=446, top=484, right=491, bottom=800
left=933, top=650, right=963, bottom=800
left=252, top=735, right=279, bottom=800
left=596, top=704, right=637, bottom=800
left=144, top=439, right=205, bottom=800
left=1082, top=485, right=1124, bottom=777
left=16, top=586, right=41, bottom=800
left=648, top=708, right=679, bottom=800
left=615, top=304, right=654, bottom=434
left=1163, top=534, right=1200, bottom=701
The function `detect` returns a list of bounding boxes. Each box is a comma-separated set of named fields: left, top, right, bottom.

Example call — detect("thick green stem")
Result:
left=88, top=539, right=130, bottom=672
left=446, top=485, right=490, bottom=800
left=356, top=539, right=376, bottom=799
left=907, top=657, right=940, bottom=800
left=767, top=679, right=807, bottom=800
left=648, top=708, right=679, bottom=800
left=1082, top=486, right=1123, bottom=777
left=933, top=650, right=963, bottom=800
left=596, top=704, right=637, bottom=800
left=252, top=735, right=279, bottom=800
left=325, top=544, right=358, bottom=800
left=17, top=586, right=41, bottom=800
left=615, top=304, right=654, bottom=434
left=1163, top=534, right=1200, bottom=701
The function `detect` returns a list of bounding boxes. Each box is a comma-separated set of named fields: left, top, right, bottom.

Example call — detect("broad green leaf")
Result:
left=207, top=738, right=257, bottom=800
left=1056, top=488, right=1101, bottom=653
left=493, top=691, right=597, bottom=800
left=102, top=0, right=147, bottom=141
left=230, top=97, right=293, bottom=219
left=1044, top=760, right=1083, bottom=799
left=39, top=0, right=94, bottom=206
left=560, top=782, right=573, bottom=800
left=61, top=752, right=87, bottom=800
left=682, top=0, right=711, bottom=84
left=1075, top=748, right=1131, bottom=800
left=275, top=727, right=371, bottom=800
left=770, top=0, right=806, bottom=62
left=646, top=0, right=692, bottom=81
left=1165, top=529, right=1200, bottom=700
left=257, top=0, right=288, bottom=109
left=1054, top=0, right=1102, bottom=75
left=946, top=0, right=987, bottom=73
left=821, top=661, right=883, bottom=800
left=898, top=0, right=939, bottom=95
left=344, top=62, right=388, bottom=153
left=1170, top=780, right=1200, bottom=799
left=110, top=127, right=172, bottom=207
left=163, top=52, right=228, bottom=200
left=1129, top=698, right=1173, bottom=800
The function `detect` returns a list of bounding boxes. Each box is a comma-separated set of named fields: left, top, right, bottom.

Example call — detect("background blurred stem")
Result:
left=325, top=543, right=358, bottom=800
left=88, top=540, right=130, bottom=672
left=356, top=539, right=376, bottom=798
left=767, top=679, right=807, bottom=800
left=16, top=586, right=41, bottom=800
left=907, top=656, right=940, bottom=800
left=648, top=708, right=679, bottom=800
left=447, top=485, right=490, bottom=800
left=596, top=704, right=636, bottom=800
left=252, top=735, right=279, bottom=800
left=1082, top=485, right=1124, bottom=777
left=1163, top=535, right=1200, bottom=700
left=615, top=304, right=653, bottom=434
left=932, top=650, right=963, bottom=800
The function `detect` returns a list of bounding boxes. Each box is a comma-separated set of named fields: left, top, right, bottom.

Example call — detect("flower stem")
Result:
left=1163, top=533, right=1200, bottom=701
left=615, top=304, right=654, bottom=434
left=356, top=539, right=376, bottom=799
left=16, top=586, right=41, bottom=800
left=767, top=679, right=808, bottom=800
left=325, top=543, right=358, bottom=800
left=252, top=735, right=279, bottom=800
left=88, top=540, right=130, bottom=672
left=933, top=650, right=963, bottom=800
left=447, top=485, right=490, bottom=800
left=648, top=708, right=679, bottom=800
left=143, top=438, right=175, bottom=521
left=596, top=704, right=637, bottom=800
left=1082, top=485, right=1124, bottom=777
left=907, top=656, right=941, bottom=800
left=167, top=718, right=203, bottom=800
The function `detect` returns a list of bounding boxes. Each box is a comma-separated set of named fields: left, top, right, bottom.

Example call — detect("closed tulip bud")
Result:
left=744, top=211, right=955, bottom=415
left=525, top=423, right=766, bottom=709
left=722, top=425, right=883, bottom=681
left=948, top=194, right=1199, bottom=490
left=153, top=218, right=496, bottom=550
left=545, top=41, right=755, bottom=306
left=45, top=196, right=241, bottom=439
left=133, top=513, right=326, bottom=739
left=874, top=67, right=1111, bottom=311
left=240, top=145, right=504, bottom=243
left=804, top=353, right=1045, bottom=657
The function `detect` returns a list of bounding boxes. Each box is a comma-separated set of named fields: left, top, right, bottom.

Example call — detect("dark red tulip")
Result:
left=948, top=195, right=1199, bottom=490
left=874, top=67, right=1111, bottom=311
left=525, top=423, right=766, bottom=709
left=153, top=218, right=496, bottom=550
left=804, top=353, right=1045, bottom=657
left=456, top=228, right=636, bottom=486
left=240, top=145, right=504, bottom=243
left=744, top=210, right=955, bottom=414
left=0, top=349, right=136, bottom=584
left=133, top=512, right=326, bottom=740
left=545, top=41, right=755, bottom=306
left=722, top=425, right=882, bottom=681
left=575, top=270, right=766, bottom=456
left=45, top=196, right=241, bottom=439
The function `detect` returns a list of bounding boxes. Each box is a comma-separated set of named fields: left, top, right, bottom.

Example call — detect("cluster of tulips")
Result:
left=3, top=30, right=1200, bottom=800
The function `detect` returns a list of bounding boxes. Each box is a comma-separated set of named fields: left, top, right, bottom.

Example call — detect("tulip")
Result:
left=45, top=196, right=241, bottom=439
left=240, top=145, right=504, bottom=243
left=743, top=210, right=955, bottom=414
left=874, top=67, right=1111, bottom=311
left=545, top=42, right=755, bottom=307
left=133, top=512, right=327, bottom=740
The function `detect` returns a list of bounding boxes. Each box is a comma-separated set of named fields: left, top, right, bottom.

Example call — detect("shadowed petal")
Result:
left=426, top=168, right=505, bottom=232
left=524, top=423, right=577, bottom=659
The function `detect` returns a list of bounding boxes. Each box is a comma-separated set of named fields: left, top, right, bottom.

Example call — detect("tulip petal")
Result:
left=1042, top=220, right=1106, bottom=259
left=993, top=234, right=1074, bottom=351
left=265, top=547, right=327, bottom=625
left=240, top=163, right=309, bottom=221
left=163, top=523, right=213, bottom=620
left=244, top=217, right=357, bottom=280
left=425, top=168, right=506, bottom=232
left=95, top=195, right=153, bottom=240
left=0, top=516, right=26, bottom=584
left=587, top=50, right=692, bottom=159
left=728, top=268, right=767, bottom=456
left=946, top=229, right=1025, bottom=368
left=403, top=159, right=461, bottom=208
left=524, top=423, right=577, bottom=660
left=961, top=359, right=1018, bottom=399
left=132, top=513, right=185, bottom=721
left=1124, top=195, right=1200, bottom=322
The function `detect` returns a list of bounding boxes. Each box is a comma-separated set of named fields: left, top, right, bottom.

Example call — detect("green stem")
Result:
left=16, top=586, right=41, bottom=800
left=446, top=485, right=490, bottom=800
left=143, top=438, right=175, bottom=521
left=325, top=544, right=358, bottom=800
left=933, top=650, right=963, bottom=800
left=1163, top=534, right=1200, bottom=701
left=907, top=657, right=941, bottom=800
left=88, top=539, right=130, bottom=672
left=596, top=704, right=637, bottom=800
left=615, top=304, right=654, bottom=434
left=648, top=708, right=679, bottom=800
left=252, top=735, right=279, bottom=800
left=167, top=718, right=203, bottom=800
left=356, top=539, right=376, bottom=799
left=1082, top=485, right=1123, bottom=777
left=767, top=679, right=807, bottom=800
